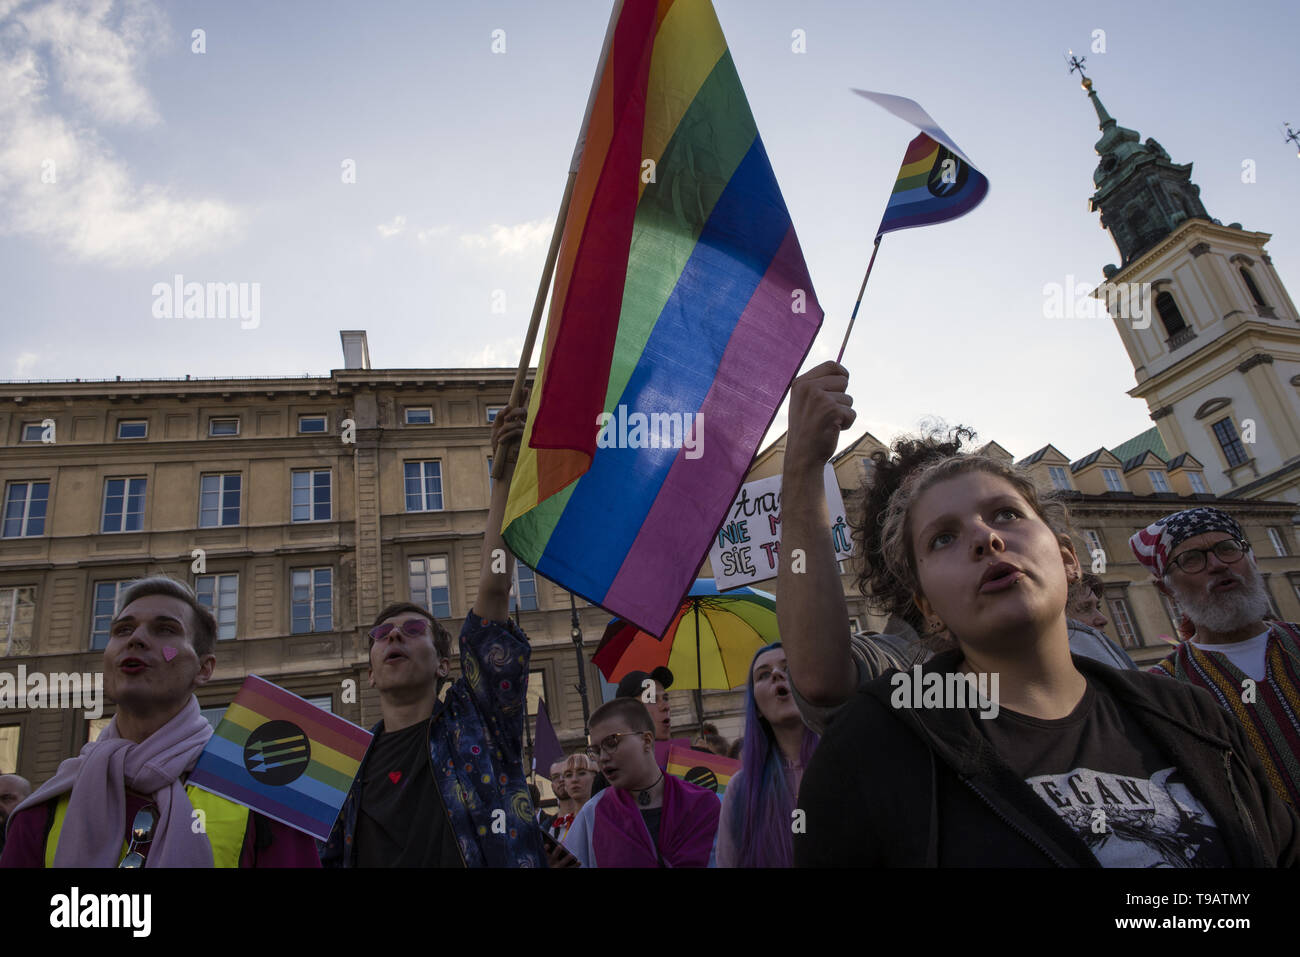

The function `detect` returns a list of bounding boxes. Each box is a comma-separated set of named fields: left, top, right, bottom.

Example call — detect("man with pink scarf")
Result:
left=0, top=578, right=319, bottom=868
left=563, top=698, right=719, bottom=868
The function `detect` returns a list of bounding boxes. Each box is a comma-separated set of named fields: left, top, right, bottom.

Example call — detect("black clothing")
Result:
left=794, top=651, right=1300, bottom=867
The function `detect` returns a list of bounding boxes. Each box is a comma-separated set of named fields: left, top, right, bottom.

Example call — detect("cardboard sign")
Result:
left=708, top=464, right=852, bottom=589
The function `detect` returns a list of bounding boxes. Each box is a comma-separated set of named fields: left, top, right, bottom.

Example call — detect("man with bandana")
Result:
left=1130, top=506, right=1300, bottom=805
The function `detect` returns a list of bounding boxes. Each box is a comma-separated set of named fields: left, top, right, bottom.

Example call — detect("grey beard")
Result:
left=1174, top=574, right=1271, bottom=634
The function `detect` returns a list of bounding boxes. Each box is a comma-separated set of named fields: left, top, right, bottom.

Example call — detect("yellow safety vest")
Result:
left=45, top=784, right=250, bottom=868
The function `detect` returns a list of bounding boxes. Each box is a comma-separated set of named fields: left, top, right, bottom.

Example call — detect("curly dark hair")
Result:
left=851, top=426, right=977, bottom=635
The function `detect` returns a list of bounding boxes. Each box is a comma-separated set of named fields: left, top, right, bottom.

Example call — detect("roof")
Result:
left=1070, top=448, right=1106, bottom=472
left=1165, top=452, right=1202, bottom=471
left=1122, top=450, right=1166, bottom=473
left=1110, top=426, right=1169, bottom=464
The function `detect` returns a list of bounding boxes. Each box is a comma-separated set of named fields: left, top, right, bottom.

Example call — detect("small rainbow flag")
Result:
left=876, top=131, right=989, bottom=236
left=189, top=675, right=372, bottom=840
left=665, top=745, right=741, bottom=797
left=504, top=0, right=822, bottom=637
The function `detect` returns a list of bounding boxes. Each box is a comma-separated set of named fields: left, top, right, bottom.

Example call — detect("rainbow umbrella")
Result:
left=593, top=579, right=777, bottom=734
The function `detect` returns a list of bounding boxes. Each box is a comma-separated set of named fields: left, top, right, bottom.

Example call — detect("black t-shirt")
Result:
left=356, top=720, right=464, bottom=868
left=977, top=678, right=1229, bottom=868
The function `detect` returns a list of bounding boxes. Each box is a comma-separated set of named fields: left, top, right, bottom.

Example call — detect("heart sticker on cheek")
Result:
left=162, top=646, right=178, bottom=662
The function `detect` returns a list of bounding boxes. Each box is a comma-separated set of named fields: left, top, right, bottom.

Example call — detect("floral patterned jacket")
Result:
left=321, top=612, right=549, bottom=867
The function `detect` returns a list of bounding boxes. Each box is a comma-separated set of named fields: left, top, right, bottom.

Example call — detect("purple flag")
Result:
left=532, top=698, right=564, bottom=777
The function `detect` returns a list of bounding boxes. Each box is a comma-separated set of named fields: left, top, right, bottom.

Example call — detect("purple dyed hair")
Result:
left=731, top=642, right=819, bottom=868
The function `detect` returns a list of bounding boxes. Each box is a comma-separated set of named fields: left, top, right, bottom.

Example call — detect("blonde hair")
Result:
left=563, top=753, right=599, bottom=774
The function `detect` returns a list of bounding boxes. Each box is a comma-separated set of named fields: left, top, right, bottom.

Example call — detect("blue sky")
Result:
left=2, top=0, right=1297, bottom=461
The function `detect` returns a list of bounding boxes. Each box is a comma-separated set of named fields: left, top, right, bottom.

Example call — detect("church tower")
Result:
left=1080, top=74, right=1300, bottom=504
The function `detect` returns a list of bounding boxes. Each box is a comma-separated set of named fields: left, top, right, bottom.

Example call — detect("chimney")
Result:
left=340, top=330, right=371, bottom=370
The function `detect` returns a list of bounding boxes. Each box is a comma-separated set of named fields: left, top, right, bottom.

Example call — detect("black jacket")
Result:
left=794, top=650, right=1300, bottom=867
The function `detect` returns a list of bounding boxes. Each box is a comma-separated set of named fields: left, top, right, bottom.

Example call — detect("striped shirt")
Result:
left=1149, top=620, right=1300, bottom=806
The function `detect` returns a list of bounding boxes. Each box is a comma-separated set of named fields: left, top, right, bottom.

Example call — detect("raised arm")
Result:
left=472, top=393, right=528, bottom=625
left=778, top=362, right=856, bottom=707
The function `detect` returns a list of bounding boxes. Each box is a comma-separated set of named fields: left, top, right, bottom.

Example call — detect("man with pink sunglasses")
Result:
left=321, top=392, right=557, bottom=868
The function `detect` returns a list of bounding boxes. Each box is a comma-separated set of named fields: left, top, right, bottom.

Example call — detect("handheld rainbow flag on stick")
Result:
left=665, top=744, right=741, bottom=797
left=836, top=90, right=990, bottom=361
left=188, top=675, right=371, bottom=840
left=502, top=0, right=823, bottom=637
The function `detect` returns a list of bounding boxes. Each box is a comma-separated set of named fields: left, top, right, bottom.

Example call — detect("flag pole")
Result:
left=835, top=233, right=883, bottom=364
left=492, top=0, right=625, bottom=482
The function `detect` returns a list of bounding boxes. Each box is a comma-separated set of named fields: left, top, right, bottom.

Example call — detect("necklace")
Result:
left=631, top=771, right=664, bottom=807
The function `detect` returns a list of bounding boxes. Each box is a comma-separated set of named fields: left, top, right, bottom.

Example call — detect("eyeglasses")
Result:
left=585, top=731, right=648, bottom=759
left=120, top=805, right=158, bottom=868
left=1166, top=539, right=1249, bottom=575
left=369, top=619, right=430, bottom=643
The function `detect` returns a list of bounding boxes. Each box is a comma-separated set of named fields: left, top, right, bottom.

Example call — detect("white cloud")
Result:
left=13, top=351, right=38, bottom=377
left=0, top=0, right=243, bottom=267
left=416, top=224, right=449, bottom=244
left=459, top=218, right=554, bottom=256
left=376, top=214, right=406, bottom=238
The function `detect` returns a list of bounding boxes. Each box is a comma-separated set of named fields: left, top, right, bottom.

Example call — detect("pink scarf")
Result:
left=12, top=696, right=217, bottom=867
left=593, top=774, right=719, bottom=868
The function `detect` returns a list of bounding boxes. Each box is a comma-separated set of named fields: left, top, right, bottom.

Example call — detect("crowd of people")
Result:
left=1, top=369, right=1297, bottom=867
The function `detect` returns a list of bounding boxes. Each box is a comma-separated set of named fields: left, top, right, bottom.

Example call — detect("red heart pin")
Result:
left=388, top=771, right=402, bottom=784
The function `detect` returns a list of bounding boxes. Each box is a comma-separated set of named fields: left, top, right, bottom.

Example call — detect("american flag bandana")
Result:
left=1128, top=507, right=1246, bottom=578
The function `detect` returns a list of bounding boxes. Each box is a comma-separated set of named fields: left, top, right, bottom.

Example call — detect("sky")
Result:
left=2, top=0, right=1298, bottom=462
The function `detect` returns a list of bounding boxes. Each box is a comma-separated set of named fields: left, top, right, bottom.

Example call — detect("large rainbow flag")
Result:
left=503, top=0, right=822, bottom=637
left=875, top=131, right=989, bottom=236
left=188, top=675, right=371, bottom=840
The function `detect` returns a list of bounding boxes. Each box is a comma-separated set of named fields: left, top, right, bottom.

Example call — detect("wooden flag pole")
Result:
left=492, top=0, right=626, bottom=482
left=835, top=234, right=883, bottom=364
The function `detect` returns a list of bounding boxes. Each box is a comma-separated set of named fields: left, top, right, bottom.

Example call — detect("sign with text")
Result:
left=708, top=464, right=853, bottom=590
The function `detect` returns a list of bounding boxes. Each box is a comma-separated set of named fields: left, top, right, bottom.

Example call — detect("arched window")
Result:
left=1240, top=267, right=1267, bottom=307
left=1156, top=291, right=1187, bottom=336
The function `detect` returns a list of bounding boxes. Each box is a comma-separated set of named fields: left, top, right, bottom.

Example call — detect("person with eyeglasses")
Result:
left=0, top=578, right=320, bottom=868
left=321, top=392, right=552, bottom=868
left=1132, top=507, right=1300, bottom=806
left=561, top=697, right=720, bottom=868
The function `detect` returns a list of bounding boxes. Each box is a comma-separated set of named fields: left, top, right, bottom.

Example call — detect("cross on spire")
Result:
left=1066, top=51, right=1089, bottom=82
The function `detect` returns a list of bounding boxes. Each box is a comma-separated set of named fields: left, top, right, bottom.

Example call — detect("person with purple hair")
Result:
left=714, top=642, right=819, bottom=868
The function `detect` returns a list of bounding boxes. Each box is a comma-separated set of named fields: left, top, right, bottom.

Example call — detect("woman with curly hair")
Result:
left=779, top=361, right=1298, bottom=866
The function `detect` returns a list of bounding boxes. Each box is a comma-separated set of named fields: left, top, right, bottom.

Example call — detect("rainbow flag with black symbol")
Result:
left=665, top=745, right=740, bottom=796
left=504, top=0, right=823, bottom=637
left=188, top=675, right=372, bottom=840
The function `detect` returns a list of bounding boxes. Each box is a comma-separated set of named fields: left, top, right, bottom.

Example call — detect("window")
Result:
left=409, top=557, right=451, bottom=618
left=526, top=669, right=546, bottom=718
left=405, top=407, right=433, bottom=425
left=116, top=420, right=147, bottom=440
left=487, top=457, right=493, bottom=492
left=298, top=415, right=327, bottom=434
left=1158, top=592, right=1182, bottom=638
left=87, top=717, right=112, bottom=743
left=1240, top=268, right=1267, bottom=308
left=199, top=474, right=241, bottom=527
left=306, top=694, right=334, bottom=714
left=1155, top=292, right=1187, bottom=336
left=0, top=586, right=36, bottom=656
left=291, top=568, right=333, bottom=634
left=1188, top=472, right=1207, bottom=494
left=1101, top=468, right=1123, bottom=492
left=199, top=705, right=228, bottom=731
left=21, top=422, right=44, bottom=442
left=1148, top=470, right=1171, bottom=493
left=1267, top=527, right=1290, bottom=557
left=91, top=581, right=129, bottom=649
left=291, top=469, right=331, bottom=522
left=511, top=563, right=539, bottom=613
left=849, top=616, right=862, bottom=634
left=486, top=406, right=505, bottom=424
left=101, top=478, right=146, bottom=533
left=404, top=461, right=444, bottom=511
left=1082, top=529, right=1105, bottom=559
left=1107, top=596, right=1141, bottom=650
left=195, top=573, right=238, bottom=640
left=0, top=725, right=18, bottom=774
left=1212, top=418, right=1248, bottom=468
left=3, top=481, right=49, bottom=537
left=209, top=418, right=240, bottom=437
left=1047, top=466, right=1071, bottom=491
